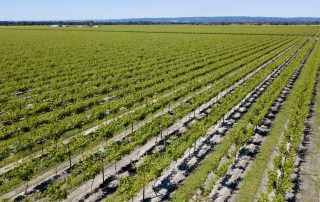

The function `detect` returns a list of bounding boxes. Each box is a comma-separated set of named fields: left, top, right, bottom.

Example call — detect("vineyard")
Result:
left=0, top=25, right=320, bottom=202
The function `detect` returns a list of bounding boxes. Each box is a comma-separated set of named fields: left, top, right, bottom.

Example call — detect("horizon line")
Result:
left=1, top=16, right=320, bottom=22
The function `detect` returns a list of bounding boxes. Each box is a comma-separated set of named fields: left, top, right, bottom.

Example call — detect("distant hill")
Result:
left=1, top=16, right=320, bottom=25
left=100, top=16, right=320, bottom=24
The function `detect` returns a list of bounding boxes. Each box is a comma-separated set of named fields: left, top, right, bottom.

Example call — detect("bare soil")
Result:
left=298, top=78, right=320, bottom=202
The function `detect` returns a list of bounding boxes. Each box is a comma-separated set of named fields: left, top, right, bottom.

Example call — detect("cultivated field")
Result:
left=0, top=25, right=320, bottom=201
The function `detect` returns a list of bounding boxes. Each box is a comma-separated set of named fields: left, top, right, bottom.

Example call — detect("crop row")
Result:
left=0, top=35, right=294, bottom=167
left=170, top=37, right=314, bottom=202
left=104, top=38, right=312, bottom=202
left=0, top=36, right=285, bottom=155
left=33, top=37, right=310, bottom=200
left=259, top=39, right=320, bottom=201
left=132, top=40, right=305, bottom=202
left=0, top=35, right=299, bottom=200
left=209, top=39, right=316, bottom=202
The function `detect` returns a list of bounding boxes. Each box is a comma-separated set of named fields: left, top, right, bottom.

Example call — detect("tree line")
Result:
left=1, top=20, right=320, bottom=26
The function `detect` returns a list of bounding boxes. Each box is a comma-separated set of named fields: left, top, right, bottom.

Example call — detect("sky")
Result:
left=0, top=0, right=319, bottom=21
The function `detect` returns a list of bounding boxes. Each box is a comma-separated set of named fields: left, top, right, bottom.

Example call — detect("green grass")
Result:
left=171, top=140, right=233, bottom=202
left=236, top=105, right=289, bottom=202
left=171, top=36, right=314, bottom=202
left=237, top=39, right=320, bottom=201
left=316, top=78, right=320, bottom=132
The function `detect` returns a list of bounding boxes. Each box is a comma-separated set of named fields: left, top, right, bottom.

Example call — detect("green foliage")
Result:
left=172, top=37, right=316, bottom=201
left=0, top=26, right=319, bottom=200
left=45, top=182, right=68, bottom=201
left=261, top=39, right=320, bottom=199
left=16, top=160, right=34, bottom=185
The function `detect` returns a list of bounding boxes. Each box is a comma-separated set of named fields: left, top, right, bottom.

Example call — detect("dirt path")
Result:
left=210, top=38, right=316, bottom=202
left=209, top=54, right=304, bottom=201
left=0, top=87, right=180, bottom=176
left=297, top=72, right=320, bottom=202
left=252, top=119, right=288, bottom=201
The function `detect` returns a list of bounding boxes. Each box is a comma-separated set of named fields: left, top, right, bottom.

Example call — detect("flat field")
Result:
left=0, top=25, right=319, bottom=201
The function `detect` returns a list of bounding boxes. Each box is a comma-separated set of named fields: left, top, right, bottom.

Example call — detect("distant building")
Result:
left=50, top=25, right=68, bottom=28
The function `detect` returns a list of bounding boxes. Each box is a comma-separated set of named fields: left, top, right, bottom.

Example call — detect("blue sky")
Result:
left=0, top=0, right=319, bottom=21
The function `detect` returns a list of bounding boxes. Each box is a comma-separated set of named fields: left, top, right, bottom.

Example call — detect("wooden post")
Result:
left=101, top=158, right=105, bottom=183
left=142, top=172, right=145, bottom=202
left=25, top=182, right=28, bottom=195
left=131, top=122, right=134, bottom=133
left=41, top=139, right=44, bottom=155
left=68, top=150, right=71, bottom=168
left=91, top=177, right=95, bottom=191
left=143, top=186, right=145, bottom=202
left=102, top=168, right=105, bottom=183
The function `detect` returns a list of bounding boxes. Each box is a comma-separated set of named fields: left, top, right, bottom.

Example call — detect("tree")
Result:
left=233, top=129, right=246, bottom=147
left=16, top=160, right=34, bottom=194
left=98, top=123, right=115, bottom=147
left=76, top=136, right=90, bottom=160
left=84, top=21, right=94, bottom=27
left=62, top=143, right=73, bottom=169
left=100, top=157, right=105, bottom=183
left=86, top=162, right=102, bottom=191
left=47, top=182, right=68, bottom=201
left=53, top=145, right=66, bottom=175
left=51, top=129, right=61, bottom=150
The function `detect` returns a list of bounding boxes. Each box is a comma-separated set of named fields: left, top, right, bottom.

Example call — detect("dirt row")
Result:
left=0, top=86, right=180, bottom=176
left=209, top=39, right=316, bottom=202
left=292, top=66, right=320, bottom=201
left=57, top=45, right=298, bottom=202
left=1, top=35, right=297, bottom=179
left=1, top=42, right=295, bottom=202
left=210, top=64, right=300, bottom=202
left=132, top=40, right=305, bottom=202
left=0, top=43, right=254, bottom=177
left=1, top=36, right=267, bottom=177
left=1, top=71, right=217, bottom=200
